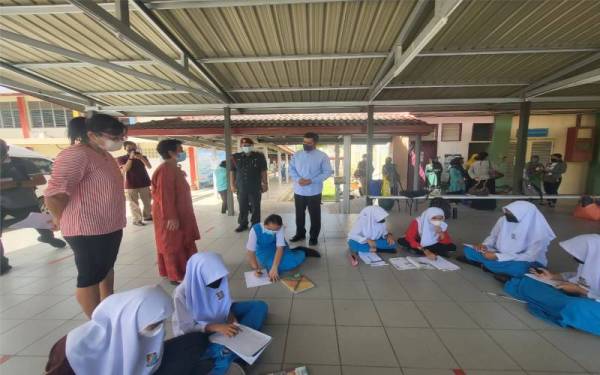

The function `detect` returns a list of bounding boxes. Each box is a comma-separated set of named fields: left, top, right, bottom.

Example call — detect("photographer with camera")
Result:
left=117, top=141, right=152, bottom=226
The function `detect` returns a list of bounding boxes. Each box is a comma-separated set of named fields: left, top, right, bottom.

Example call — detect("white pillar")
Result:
left=277, top=149, right=282, bottom=184
left=334, top=143, right=341, bottom=202
left=342, top=135, right=352, bottom=214
left=285, top=153, right=289, bottom=183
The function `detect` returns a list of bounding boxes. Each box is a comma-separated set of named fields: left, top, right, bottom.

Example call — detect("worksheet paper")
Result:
left=426, top=256, right=461, bottom=271
left=389, top=257, right=418, bottom=271
left=525, top=273, right=561, bottom=288
left=405, top=257, right=436, bottom=270
left=244, top=269, right=272, bottom=288
left=209, top=324, right=272, bottom=365
left=358, top=252, right=387, bottom=267
left=8, top=212, right=53, bottom=230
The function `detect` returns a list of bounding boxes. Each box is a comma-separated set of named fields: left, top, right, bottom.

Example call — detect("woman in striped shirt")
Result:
left=45, top=114, right=127, bottom=318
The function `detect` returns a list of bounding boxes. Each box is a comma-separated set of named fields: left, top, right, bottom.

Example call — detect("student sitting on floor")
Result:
left=172, top=252, right=268, bottom=375
left=45, top=285, right=213, bottom=375
left=246, top=214, right=320, bottom=282
left=460, top=200, right=556, bottom=278
left=347, top=206, right=397, bottom=264
left=397, top=207, right=456, bottom=259
left=504, top=234, right=600, bottom=336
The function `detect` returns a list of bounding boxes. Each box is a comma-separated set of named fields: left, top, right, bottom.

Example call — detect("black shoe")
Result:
left=235, top=225, right=248, bottom=233
left=309, top=238, right=318, bottom=246
left=38, top=236, right=67, bottom=248
left=298, top=247, right=321, bottom=257
left=133, top=221, right=145, bottom=226
left=290, top=235, right=306, bottom=242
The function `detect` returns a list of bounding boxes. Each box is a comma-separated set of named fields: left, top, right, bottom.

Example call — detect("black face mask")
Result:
left=303, top=144, right=314, bottom=151
left=551, top=158, right=558, bottom=162
left=377, top=219, right=385, bottom=223
left=572, top=256, right=584, bottom=265
left=505, top=213, right=519, bottom=223
left=207, top=278, right=222, bottom=289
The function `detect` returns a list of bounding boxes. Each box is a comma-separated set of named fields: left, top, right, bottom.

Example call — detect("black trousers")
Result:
left=218, top=190, right=227, bottom=214
left=544, top=178, right=561, bottom=205
left=398, top=237, right=457, bottom=258
left=155, top=332, right=213, bottom=375
left=294, top=193, right=322, bottom=240
left=1, top=205, right=54, bottom=239
left=237, top=189, right=261, bottom=227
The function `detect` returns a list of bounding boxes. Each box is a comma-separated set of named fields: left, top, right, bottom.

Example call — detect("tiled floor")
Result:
left=1, top=180, right=599, bottom=375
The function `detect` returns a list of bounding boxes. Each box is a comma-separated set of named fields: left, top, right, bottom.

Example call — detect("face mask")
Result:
left=140, top=322, right=164, bottom=338
left=551, top=158, right=558, bottom=162
left=176, top=152, right=187, bottom=162
left=377, top=219, right=385, bottom=224
left=207, top=278, right=222, bottom=289
left=101, top=139, right=124, bottom=152
left=505, top=213, right=519, bottom=223
left=430, top=219, right=443, bottom=227
left=263, top=228, right=276, bottom=235
left=242, top=146, right=253, bottom=154
left=303, top=144, right=314, bottom=152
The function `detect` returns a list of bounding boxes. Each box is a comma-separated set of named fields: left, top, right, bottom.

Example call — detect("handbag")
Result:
left=468, top=180, right=489, bottom=196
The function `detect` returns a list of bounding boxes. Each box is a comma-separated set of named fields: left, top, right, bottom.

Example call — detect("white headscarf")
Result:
left=495, top=201, right=556, bottom=255
left=184, top=252, right=232, bottom=327
left=66, top=285, right=173, bottom=375
left=349, top=205, right=389, bottom=241
left=416, top=207, right=448, bottom=247
left=560, top=234, right=600, bottom=295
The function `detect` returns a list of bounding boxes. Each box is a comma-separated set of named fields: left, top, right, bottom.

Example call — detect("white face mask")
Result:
left=430, top=219, right=443, bottom=227
left=100, top=138, right=124, bottom=152
left=242, top=146, right=253, bottom=154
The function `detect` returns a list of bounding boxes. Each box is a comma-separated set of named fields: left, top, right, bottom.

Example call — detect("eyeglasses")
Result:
left=98, top=132, right=127, bottom=141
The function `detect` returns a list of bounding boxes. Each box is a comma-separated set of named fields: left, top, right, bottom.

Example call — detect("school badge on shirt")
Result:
left=145, top=352, right=159, bottom=367
left=216, top=290, right=224, bottom=300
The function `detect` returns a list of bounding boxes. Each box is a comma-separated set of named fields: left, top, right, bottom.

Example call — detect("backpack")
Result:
left=429, top=197, right=451, bottom=219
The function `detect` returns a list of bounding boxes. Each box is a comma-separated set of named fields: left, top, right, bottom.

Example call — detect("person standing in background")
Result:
left=468, top=151, right=497, bottom=210
left=152, top=139, right=200, bottom=285
left=45, top=115, right=127, bottom=317
left=382, top=157, right=401, bottom=194
left=524, top=155, right=545, bottom=204
left=425, top=157, right=442, bottom=190
left=543, top=153, right=567, bottom=207
left=117, top=141, right=152, bottom=226
left=354, top=154, right=372, bottom=196
left=230, top=138, right=268, bottom=233
left=289, top=132, right=333, bottom=246
left=214, top=160, right=229, bottom=214
left=447, top=157, right=466, bottom=194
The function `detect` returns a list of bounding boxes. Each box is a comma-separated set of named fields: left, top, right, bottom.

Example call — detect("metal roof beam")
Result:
left=419, top=47, right=600, bottom=57
left=0, top=61, right=100, bottom=105
left=67, top=0, right=228, bottom=103
left=369, top=0, right=465, bottom=101
left=0, top=76, right=87, bottom=110
left=15, top=60, right=155, bottom=69
left=0, top=30, right=218, bottom=100
left=198, top=52, right=388, bottom=64
left=525, top=68, right=600, bottom=98
left=0, top=1, right=357, bottom=15
left=515, top=52, right=600, bottom=97
left=87, top=96, right=600, bottom=113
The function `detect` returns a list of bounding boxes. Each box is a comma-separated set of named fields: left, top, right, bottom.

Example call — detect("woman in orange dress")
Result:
left=152, top=139, right=200, bottom=284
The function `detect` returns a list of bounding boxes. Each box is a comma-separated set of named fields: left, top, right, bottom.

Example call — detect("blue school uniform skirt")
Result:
left=253, top=224, right=305, bottom=272
left=347, top=237, right=397, bottom=253
left=463, top=245, right=542, bottom=277
left=505, top=277, right=600, bottom=336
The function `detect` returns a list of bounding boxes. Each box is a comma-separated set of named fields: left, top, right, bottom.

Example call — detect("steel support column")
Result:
left=277, top=149, right=282, bottom=184
left=224, top=107, right=235, bottom=216
left=343, top=135, right=352, bottom=214
left=366, top=105, right=375, bottom=205
left=334, top=143, right=341, bottom=203
left=513, top=101, right=531, bottom=193
left=413, top=135, right=422, bottom=191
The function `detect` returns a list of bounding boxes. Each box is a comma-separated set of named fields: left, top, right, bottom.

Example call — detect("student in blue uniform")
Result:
left=505, top=234, right=600, bottom=336
left=347, top=206, right=397, bottom=265
left=172, top=252, right=269, bottom=375
left=460, top=200, right=556, bottom=278
left=246, top=214, right=320, bottom=281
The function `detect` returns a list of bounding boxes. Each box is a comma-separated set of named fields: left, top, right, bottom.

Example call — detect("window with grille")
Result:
left=441, top=123, right=461, bottom=141
left=472, top=123, right=494, bottom=141
left=29, top=101, right=73, bottom=128
left=0, top=102, right=21, bottom=128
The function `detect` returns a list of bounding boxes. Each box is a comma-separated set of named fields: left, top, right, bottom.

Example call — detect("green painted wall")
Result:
left=586, top=113, right=600, bottom=195
left=488, top=114, right=513, bottom=162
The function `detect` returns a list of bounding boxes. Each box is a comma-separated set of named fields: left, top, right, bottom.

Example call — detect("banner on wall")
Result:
left=196, top=148, right=226, bottom=188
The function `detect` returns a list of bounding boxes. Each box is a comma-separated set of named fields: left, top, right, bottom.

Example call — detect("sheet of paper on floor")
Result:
left=389, top=257, right=419, bottom=271
left=358, top=252, right=387, bottom=267
left=209, top=324, right=272, bottom=364
left=244, top=269, right=272, bottom=288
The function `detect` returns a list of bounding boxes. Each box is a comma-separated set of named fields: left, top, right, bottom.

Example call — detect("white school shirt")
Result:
left=347, top=206, right=389, bottom=243
left=246, top=224, right=286, bottom=251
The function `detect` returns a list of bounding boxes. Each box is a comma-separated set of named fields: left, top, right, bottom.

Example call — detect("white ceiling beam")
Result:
left=0, top=76, right=87, bottom=109
left=197, top=52, right=388, bottom=64
left=515, top=52, right=600, bottom=97
left=87, top=90, right=190, bottom=96
left=0, top=1, right=356, bottom=15
left=67, top=0, right=228, bottom=103
left=525, top=68, right=600, bottom=98
left=87, top=96, right=600, bottom=113
left=418, top=47, right=600, bottom=57
left=368, top=0, right=465, bottom=101
left=1, top=30, right=217, bottom=100
left=15, top=60, right=155, bottom=69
